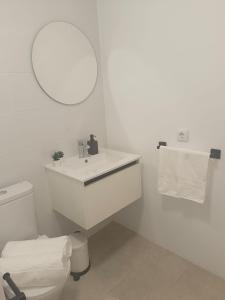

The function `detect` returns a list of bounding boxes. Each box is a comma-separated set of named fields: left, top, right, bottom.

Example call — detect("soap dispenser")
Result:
left=87, top=134, right=98, bottom=155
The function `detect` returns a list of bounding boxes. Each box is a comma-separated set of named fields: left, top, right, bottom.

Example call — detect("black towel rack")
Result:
left=3, top=273, right=26, bottom=300
left=157, top=141, right=221, bottom=160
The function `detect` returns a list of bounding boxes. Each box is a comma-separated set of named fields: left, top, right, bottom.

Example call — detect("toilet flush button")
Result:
left=178, top=129, right=189, bottom=142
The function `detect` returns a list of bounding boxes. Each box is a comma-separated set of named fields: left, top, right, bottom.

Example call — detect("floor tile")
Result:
left=62, top=222, right=225, bottom=300
left=109, top=252, right=189, bottom=300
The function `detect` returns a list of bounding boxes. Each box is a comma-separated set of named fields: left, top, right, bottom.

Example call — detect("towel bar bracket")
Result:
left=157, top=141, right=167, bottom=149
left=157, top=142, right=221, bottom=160
left=210, top=149, right=221, bottom=159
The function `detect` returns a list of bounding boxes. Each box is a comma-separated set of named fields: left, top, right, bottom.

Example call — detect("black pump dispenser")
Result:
left=87, top=134, right=98, bottom=155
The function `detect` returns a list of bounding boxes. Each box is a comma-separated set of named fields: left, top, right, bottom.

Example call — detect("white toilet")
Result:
left=0, top=181, right=69, bottom=300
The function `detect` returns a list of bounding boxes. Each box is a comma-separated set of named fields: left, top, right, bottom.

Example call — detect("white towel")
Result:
left=158, top=147, right=209, bottom=203
left=0, top=253, right=70, bottom=288
left=1, top=236, right=72, bottom=259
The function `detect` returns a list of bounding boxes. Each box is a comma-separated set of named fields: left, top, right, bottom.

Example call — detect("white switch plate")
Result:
left=178, top=129, right=189, bottom=142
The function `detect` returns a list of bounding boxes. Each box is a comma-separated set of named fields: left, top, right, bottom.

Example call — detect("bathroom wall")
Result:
left=0, top=0, right=106, bottom=236
left=98, top=0, right=225, bottom=278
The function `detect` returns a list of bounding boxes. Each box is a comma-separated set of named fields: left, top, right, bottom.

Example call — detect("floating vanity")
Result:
left=46, top=149, right=142, bottom=229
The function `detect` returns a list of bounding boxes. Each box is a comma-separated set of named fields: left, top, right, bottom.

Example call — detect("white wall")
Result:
left=0, top=0, right=106, bottom=237
left=98, top=0, right=225, bottom=278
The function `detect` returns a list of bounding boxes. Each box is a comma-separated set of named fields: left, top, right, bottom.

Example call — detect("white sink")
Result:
left=46, top=148, right=141, bottom=184
left=46, top=148, right=142, bottom=229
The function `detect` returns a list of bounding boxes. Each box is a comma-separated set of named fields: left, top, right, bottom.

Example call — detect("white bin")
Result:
left=69, top=232, right=90, bottom=274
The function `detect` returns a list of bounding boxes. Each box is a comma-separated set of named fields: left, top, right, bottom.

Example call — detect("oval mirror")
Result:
left=32, top=22, right=98, bottom=105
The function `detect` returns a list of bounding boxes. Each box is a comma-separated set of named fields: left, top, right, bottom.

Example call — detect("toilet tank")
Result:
left=0, top=181, right=38, bottom=251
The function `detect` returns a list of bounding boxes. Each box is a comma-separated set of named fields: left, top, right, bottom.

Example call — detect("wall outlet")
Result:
left=178, top=129, right=189, bottom=142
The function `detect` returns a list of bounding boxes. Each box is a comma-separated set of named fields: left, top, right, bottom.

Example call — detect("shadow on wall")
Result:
left=114, top=197, right=145, bottom=233
left=105, top=48, right=153, bottom=153
left=54, top=211, right=80, bottom=235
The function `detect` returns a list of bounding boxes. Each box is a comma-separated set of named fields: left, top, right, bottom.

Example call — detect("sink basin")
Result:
left=46, top=148, right=141, bottom=184
left=46, top=148, right=142, bottom=229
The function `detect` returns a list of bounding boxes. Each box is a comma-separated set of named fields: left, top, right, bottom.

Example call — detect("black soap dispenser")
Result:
left=87, top=134, right=98, bottom=155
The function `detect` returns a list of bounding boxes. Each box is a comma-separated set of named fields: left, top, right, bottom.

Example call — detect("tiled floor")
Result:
left=62, top=222, right=225, bottom=300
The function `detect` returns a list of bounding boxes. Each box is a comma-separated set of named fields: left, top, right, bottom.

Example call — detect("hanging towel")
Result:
left=158, top=147, right=209, bottom=203
left=0, top=253, right=70, bottom=288
left=1, top=236, right=72, bottom=259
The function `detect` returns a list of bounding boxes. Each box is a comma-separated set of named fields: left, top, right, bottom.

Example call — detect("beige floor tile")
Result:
left=62, top=222, right=225, bottom=300
left=109, top=252, right=189, bottom=300
left=62, top=271, right=111, bottom=300
left=169, top=265, right=225, bottom=300
left=89, top=222, right=168, bottom=292
left=145, top=264, right=225, bottom=300
left=89, top=222, right=167, bottom=269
